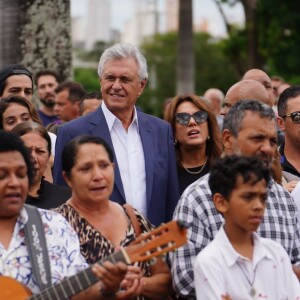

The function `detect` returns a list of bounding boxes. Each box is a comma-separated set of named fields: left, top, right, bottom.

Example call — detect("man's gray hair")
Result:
left=222, top=99, right=275, bottom=136
left=97, top=43, right=148, bottom=81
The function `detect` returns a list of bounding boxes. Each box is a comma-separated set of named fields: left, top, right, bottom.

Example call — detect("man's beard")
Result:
left=41, top=98, right=55, bottom=108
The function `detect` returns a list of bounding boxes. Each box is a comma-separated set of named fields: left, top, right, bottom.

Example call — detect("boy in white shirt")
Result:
left=194, top=155, right=300, bottom=300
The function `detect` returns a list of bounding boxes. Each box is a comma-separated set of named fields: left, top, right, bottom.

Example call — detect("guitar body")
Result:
left=0, top=276, right=32, bottom=300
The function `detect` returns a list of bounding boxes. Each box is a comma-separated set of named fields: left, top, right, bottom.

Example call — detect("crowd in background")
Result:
left=0, top=42, right=300, bottom=299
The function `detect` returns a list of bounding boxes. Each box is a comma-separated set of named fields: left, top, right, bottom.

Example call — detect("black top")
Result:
left=26, top=178, right=72, bottom=209
left=177, top=163, right=210, bottom=195
left=279, top=143, right=300, bottom=181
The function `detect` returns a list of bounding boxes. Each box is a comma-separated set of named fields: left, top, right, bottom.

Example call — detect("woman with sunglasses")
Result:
left=166, top=94, right=222, bottom=194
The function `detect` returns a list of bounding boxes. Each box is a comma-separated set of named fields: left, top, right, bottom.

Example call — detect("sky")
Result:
left=71, top=0, right=244, bottom=37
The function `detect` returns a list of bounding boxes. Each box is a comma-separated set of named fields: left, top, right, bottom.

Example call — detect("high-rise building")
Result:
left=165, top=0, right=178, bottom=32
left=85, top=0, right=111, bottom=50
left=71, top=0, right=112, bottom=51
left=121, top=0, right=161, bottom=45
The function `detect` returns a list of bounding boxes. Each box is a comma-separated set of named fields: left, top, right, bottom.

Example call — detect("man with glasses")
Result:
left=171, top=99, right=300, bottom=299
left=54, top=43, right=179, bottom=226
left=277, top=85, right=300, bottom=186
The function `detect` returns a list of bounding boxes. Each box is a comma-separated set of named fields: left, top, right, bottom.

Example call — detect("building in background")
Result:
left=71, top=16, right=85, bottom=49
left=85, top=0, right=111, bottom=50
left=121, top=0, right=210, bottom=45
left=71, top=0, right=219, bottom=49
left=165, top=0, right=178, bottom=32
left=121, top=0, right=162, bottom=45
left=71, top=0, right=111, bottom=50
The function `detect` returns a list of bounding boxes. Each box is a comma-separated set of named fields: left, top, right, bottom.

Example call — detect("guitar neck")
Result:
left=30, top=249, right=129, bottom=300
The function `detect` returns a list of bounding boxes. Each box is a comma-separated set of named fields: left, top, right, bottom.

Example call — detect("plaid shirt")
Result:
left=171, top=174, right=300, bottom=298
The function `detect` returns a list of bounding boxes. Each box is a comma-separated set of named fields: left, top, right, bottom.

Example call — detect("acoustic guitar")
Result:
left=0, top=220, right=188, bottom=300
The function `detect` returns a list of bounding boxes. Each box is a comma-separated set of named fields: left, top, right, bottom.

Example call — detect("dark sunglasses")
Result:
left=175, top=111, right=208, bottom=126
left=283, top=111, right=300, bottom=124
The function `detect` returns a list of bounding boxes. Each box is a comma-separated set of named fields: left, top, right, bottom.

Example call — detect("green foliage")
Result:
left=215, top=0, right=300, bottom=83
left=258, top=0, right=300, bottom=83
left=141, top=32, right=238, bottom=117
left=141, top=33, right=177, bottom=116
left=220, top=26, right=247, bottom=76
left=193, top=33, right=238, bottom=94
left=74, top=67, right=99, bottom=92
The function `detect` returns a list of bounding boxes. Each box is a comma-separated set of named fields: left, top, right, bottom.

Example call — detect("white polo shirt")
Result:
left=194, top=226, right=300, bottom=299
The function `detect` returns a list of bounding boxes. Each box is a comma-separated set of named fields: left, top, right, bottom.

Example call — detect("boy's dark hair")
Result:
left=209, top=155, right=271, bottom=200
left=0, top=130, right=36, bottom=187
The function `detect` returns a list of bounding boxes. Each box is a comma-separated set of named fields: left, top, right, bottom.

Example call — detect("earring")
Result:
left=174, top=139, right=178, bottom=145
left=207, top=136, right=210, bottom=140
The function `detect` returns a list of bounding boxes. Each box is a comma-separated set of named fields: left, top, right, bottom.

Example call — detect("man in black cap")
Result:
left=0, top=64, right=33, bottom=102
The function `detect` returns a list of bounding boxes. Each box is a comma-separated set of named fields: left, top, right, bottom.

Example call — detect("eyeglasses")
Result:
left=283, top=111, right=300, bottom=124
left=175, top=111, right=208, bottom=126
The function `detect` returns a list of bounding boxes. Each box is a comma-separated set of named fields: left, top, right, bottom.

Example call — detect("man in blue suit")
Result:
left=54, top=43, right=180, bottom=226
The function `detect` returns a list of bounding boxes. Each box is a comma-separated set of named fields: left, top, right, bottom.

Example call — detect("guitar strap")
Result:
left=24, top=204, right=52, bottom=290
left=123, top=204, right=142, bottom=237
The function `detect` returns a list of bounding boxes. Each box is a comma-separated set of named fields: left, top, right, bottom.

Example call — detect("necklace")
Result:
left=180, top=157, right=208, bottom=175
left=236, top=260, right=257, bottom=297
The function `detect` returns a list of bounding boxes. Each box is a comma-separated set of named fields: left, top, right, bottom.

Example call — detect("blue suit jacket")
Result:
left=53, top=106, right=180, bottom=226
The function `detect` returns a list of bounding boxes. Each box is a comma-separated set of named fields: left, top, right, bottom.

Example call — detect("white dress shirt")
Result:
left=194, top=226, right=300, bottom=299
left=102, top=102, right=147, bottom=216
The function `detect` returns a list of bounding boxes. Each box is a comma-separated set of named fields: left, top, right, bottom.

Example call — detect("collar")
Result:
left=102, top=101, right=139, bottom=132
left=279, top=143, right=300, bottom=176
left=216, top=226, right=272, bottom=267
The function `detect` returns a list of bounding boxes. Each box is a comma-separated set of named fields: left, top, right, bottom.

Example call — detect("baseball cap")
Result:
left=0, top=64, right=33, bottom=84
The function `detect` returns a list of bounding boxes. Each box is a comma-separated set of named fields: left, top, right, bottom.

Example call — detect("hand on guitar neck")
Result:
left=0, top=220, right=188, bottom=300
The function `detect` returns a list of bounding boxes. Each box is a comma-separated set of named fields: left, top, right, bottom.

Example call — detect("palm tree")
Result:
left=176, top=0, right=195, bottom=94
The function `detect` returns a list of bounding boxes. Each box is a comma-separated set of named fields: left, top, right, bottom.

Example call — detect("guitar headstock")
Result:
left=124, top=220, right=188, bottom=264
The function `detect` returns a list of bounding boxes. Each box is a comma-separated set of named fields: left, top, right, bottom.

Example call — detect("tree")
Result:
left=141, top=32, right=238, bottom=117
left=258, top=0, right=300, bottom=83
left=74, top=67, right=100, bottom=93
left=0, top=0, right=72, bottom=81
left=177, top=0, right=194, bottom=94
left=212, top=0, right=300, bottom=82
left=213, top=0, right=260, bottom=75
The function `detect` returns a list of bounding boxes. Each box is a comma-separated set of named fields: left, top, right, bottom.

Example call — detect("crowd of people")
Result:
left=0, top=42, right=300, bottom=299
